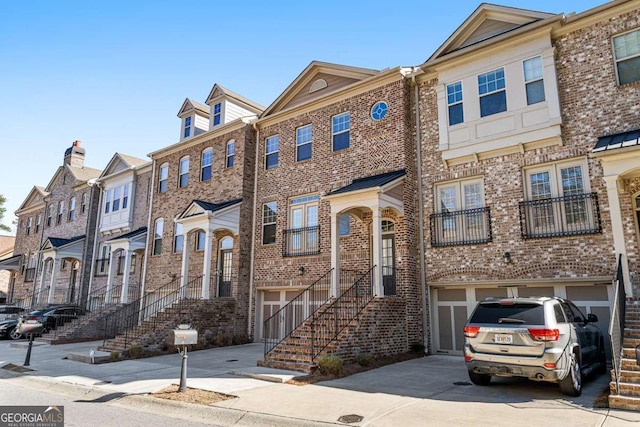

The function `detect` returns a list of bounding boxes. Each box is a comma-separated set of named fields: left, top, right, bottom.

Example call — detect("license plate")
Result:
left=495, top=334, right=513, bottom=344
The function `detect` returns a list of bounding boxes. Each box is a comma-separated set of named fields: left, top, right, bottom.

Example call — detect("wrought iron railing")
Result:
left=283, top=225, right=320, bottom=257
left=609, top=254, right=626, bottom=395
left=430, top=206, right=492, bottom=247
left=310, top=266, right=375, bottom=361
left=519, top=192, right=602, bottom=239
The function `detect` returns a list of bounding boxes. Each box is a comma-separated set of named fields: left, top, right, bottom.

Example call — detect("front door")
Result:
left=382, top=222, right=396, bottom=296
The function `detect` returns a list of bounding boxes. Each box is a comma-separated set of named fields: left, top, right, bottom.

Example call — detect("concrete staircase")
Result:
left=610, top=300, right=640, bottom=410
left=36, top=303, right=128, bottom=344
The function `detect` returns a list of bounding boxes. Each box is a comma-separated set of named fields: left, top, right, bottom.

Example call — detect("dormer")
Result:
left=177, top=99, right=210, bottom=141
left=205, top=84, right=264, bottom=131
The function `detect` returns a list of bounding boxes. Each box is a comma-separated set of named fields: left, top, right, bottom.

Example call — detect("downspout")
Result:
left=247, top=121, right=260, bottom=340
left=412, top=70, right=430, bottom=352
left=85, top=179, right=103, bottom=306
left=140, top=159, right=157, bottom=312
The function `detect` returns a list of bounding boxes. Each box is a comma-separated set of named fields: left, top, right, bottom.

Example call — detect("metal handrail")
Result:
left=310, top=266, right=375, bottom=361
left=609, top=254, right=626, bottom=395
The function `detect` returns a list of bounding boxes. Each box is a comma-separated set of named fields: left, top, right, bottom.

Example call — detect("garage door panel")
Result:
left=438, top=306, right=454, bottom=351
left=454, top=306, right=468, bottom=352
left=566, top=286, right=608, bottom=301
left=475, top=288, right=508, bottom=300
left=518, top=287, right=554, bottom=297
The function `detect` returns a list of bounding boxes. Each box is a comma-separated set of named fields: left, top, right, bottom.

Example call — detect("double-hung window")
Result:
left=174, top=223, right=184, bottom=253
left=523, top=56, right=545, bottom=105
left=158, top=163, right=169, bottom=193
left=122, top=184, right=129, bottom=209
left=179, top=156, right=189, bottom=188
left=521, top=160, right=601, bottom=238
left=201, top=148, right=213, bottom=181
left=57, top=201, right=64, bottom=225
left=446, top=82, right=464, bottom=125
left=26, top=217, right=32, bottom=235
left=112, top=187, right=121, bottom=211
left=332, top=112, right=350, bottom=151
left=46, top=205, right=53, bottom=227
left=104, top=189, right=112, bottom=213
left=262, top=202, right=277, bottom=245
left=478, top=68, right=506, bottom=117
left=195, top=231, right=206, bottom=251
left=68, top=197, right=76, bottom=220
left=613, top=29, right=640, bottom=85
left=35, top=214, right=41, bottom=233
left=153, top=218, right=164, bottom=255
left=226, top=140, right=235, bottom=168
left=432, top=178, right=489, bottom=246
left=184, top=116, right=191, bottom=138
left=81, top=193, right=87, bottom=213
left=285, top=194, right=319, bottom=256
left=95, top=245, right=110, bottom=276
left=213, top=103, right=222, bottom=126
left=265, top=135, right=279, bottom=169
left=296, top=124, right=312, bottom=161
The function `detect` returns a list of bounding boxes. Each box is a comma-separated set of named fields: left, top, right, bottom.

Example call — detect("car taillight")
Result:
left=464, top=325, right=480, bottom=338
left=528, top=328, right=559, bottom=341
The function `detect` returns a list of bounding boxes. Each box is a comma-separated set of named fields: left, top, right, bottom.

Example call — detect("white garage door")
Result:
left=432, top=284, right=612, bottom=357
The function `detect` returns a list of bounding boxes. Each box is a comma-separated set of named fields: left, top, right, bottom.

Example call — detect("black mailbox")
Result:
left=19, top=320, right=44, bottom=336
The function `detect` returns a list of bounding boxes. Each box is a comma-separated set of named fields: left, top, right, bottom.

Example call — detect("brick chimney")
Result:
left=64, top=140, right=85, bottom=168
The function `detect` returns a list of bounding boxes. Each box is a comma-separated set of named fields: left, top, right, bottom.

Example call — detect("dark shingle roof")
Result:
left=108, top=227, right=147, bottom=241
left=328, top=170, right=406, bottom=196
left=46, top=235, right=85, bottom=248
left=187, top=199, right=242, bottom=217
left=593, top=129, right=640, bottom=153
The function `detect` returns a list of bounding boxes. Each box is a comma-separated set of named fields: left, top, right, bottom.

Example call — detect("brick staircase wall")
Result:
left=609, top=299, right=640, bottom=410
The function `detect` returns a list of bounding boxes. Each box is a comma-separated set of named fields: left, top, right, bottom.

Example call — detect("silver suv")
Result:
left=463, top=296, right=606, bottom=396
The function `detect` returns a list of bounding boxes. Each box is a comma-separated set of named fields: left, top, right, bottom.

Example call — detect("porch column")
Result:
left=47, top=258, right=60, bottom=304
left=120, top=249, right=133, bottom=304
left=330, top=212, right=340, bottom=297
left=38, top=258, right=47, bottom=304
left=105, top=250, right=118, bottom=304
left=180, top=233, right=190, bottom=298
left=603, top=175, right=632, bottom=295
left=371, top=208, right=383, bottom=297
left=201, top=230, right=212, bottom=299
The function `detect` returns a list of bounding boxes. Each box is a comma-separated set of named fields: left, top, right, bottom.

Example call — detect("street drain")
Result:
left=225, top=359, right=239, bottom=362
left=338, top=414, right=364, bottom=424
left=453, top=381, right=472, bottom=386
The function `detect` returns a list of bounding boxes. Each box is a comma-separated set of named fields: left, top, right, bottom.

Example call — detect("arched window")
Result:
left=226, top=140, right=235, bottom=168
left=179, top=156, right=189, bottom=188
left=220, top=236, right=233, bottom=249
left=201, top=148, right=213, bottom=181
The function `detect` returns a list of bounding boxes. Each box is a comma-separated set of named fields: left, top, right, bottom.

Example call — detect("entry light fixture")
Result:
left=503, top=252, right=512, bottom=264
left=298, top=266, right=305, bottom=276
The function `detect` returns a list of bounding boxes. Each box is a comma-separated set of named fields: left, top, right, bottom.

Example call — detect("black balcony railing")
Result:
left=519, top=192, right=602, bottom=239
left=283, top=225, right=320, bottom=257
left=430, top=206, right=492, bottom=247
left=24, top=268, right=36, bottom=282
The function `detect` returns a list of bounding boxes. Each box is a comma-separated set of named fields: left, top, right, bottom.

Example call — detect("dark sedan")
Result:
left=25, top=305, right=89, bottom=333
left=0, top=319, right=23, bottom=340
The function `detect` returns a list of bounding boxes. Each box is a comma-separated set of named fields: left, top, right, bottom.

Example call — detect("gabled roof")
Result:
left=44, top=164, right=101, bottom=193
left=42, top=235, right=85, bottom=250
left=178, top=198, right=243, bottom=219
left=205, top=84, right=265, bottom=114
left=261, top=61, right=380, bottom=117
left=16, top=186, right=48, bottom=214
left=327, top=170, right=406, bottom=196
left=177, top=98, right=211, bottom=118
left=592, top=129, right=640, bottom=154
left=99, top=153, right=149, bottom=179
left=427, top=3, right=557, bottom=62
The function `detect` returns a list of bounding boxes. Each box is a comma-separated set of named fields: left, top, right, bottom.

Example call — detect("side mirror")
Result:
left=587, top=313, right=598, bottom=323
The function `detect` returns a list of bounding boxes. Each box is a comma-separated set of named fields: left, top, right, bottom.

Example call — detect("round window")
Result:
left=371, top=101, right=388, bottom=121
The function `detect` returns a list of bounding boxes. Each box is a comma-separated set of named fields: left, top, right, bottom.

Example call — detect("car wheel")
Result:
left=9, top=327, right=23, bottom=341
left=468, top=370, right=492, bottom=386
left=559, top=350, right=582, bottom=396
left=596, top=338, right=607, bottom=375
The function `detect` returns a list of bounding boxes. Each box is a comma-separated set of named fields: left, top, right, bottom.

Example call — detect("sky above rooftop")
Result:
left=0, top=0, right=605, bottom=233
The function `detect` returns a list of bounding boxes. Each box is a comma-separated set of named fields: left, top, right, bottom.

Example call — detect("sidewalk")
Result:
left=2, top=339, right=640, bottom=426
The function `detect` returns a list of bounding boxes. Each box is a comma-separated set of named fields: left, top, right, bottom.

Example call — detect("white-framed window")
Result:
left=265, top=135, right=279, bottom=169
left=68, top=197, right=76, bottom=221
left=178, top=156, right=189, bottom=188
left=104, top=189, right=112, bottom=213
left=285, top=194, right=319, bottom=255
left=432, top=178, right=488, bottom=246
left=122, top=184, right=129, bottom=209
left=46, top=205, right=53, bottom=227
left=296, top=124, right=312, bottom=161
left=196, top=231, right=206, bottom=251
left=478, top=68, right=506, bottom=117
left=613, top=29, right=640, bottom=85
left=522, top=159, right=598, bottom=238
left=523, top=56, right=545, bottom=105
left=213, top=103, right=222, bottom=126
left=226, top=140, right=235, bottom=168
left=81, top=193, right=87, bottom=213
left=35, top=214, right=41, bottom=233
left=262, top=202, right=277, bottom=245
left=339, top=214, right=350, bottom=236
left=158, top=163, right=169, bottom=193
left=174, top=222, right=184, bottom=253
left=117, top=253, right=136, bottom=275
left=446, top=81, right=464, bottom=126
left=26, top=217, right=32, bottom=235
left=153, top=218, right=164, bottom=255
left=332, top=112, right=350, bottom=152
left=184, top=116, right=192, bottom=138
left=201, top=148, right=213, bottom=181
left=112, top=187, right=121, bottom=211
left=57, top=201, right=64, bottom=225
left=95, top=244, right=111, bottom=276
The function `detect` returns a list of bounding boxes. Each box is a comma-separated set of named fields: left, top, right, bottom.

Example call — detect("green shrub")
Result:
left=317, top=355, right=344, bottom=376
left=410, top=342, right=425, bottom=354
left=355, top=352, right=372, bottom=367
left=128, top=345, right=144, bottom=359
left=109, top=351, right=120, bottom=362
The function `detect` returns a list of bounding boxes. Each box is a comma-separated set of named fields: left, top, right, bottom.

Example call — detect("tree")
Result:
left=0, top=194, right=13, bottom=233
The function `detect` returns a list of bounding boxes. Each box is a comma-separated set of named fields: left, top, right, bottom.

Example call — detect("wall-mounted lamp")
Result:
left=503, top=252, right=512, bottom=264
left=298, top=266, right=305, bottom=276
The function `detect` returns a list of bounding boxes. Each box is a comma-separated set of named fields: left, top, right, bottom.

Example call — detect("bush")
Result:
left=127, top=345, right=144, bottom=359
left=317, top=355, right=344, bottom=376
left=410, top=342, right=425, bottom=354
left=109, top=351, right=120, bottom=362
left=355, top=352, right=373, bottom=367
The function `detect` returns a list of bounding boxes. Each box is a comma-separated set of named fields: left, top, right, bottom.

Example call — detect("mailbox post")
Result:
left=170, top=324, right=198, bottom=392
left=18, top=319, right=44, bottom=366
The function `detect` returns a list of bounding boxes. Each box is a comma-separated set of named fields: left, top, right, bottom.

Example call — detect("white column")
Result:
left=180, top=233, right=190, bottom=298
left=38, top=258, right=47, bottom=304
left=47, top=258, right=60, bottom=304
left=120, top=249, right=133, bottom=304
left=371, top=208, right=383, bottom=297
left=105, top=250, right=118, bottom=304
left=330, top=212, right=340, bottom=298
left=604, top=175, right=632, bottom=295
left=201, top=230, right=212, bottom=299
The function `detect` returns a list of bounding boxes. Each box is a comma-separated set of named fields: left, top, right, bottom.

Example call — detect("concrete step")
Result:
left=610, top=394, right=640, bottom=410
left=257, top=359, right=316, bottom=374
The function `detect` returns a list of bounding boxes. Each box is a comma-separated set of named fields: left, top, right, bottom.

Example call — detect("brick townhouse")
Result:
left=411, top=0, right=639, bottom=358
left=1, top=141, right=101, bottom=307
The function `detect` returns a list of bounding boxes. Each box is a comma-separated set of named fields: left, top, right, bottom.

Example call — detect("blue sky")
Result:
left=0, top=0, right=605, bottom=233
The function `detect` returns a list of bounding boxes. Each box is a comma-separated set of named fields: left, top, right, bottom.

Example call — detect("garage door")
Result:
left=258, top=289, right=301, bottom=341
left=432, top=284, right=612, bottom=357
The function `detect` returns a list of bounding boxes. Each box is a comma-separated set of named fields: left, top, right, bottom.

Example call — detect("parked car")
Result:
left=0, top=319, right=23, bottom=340
left=25, top=305, right=89, bottom=333
left=463, top=296, right=606, bottom=396
left=0, top=305, right=25, bottom=321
